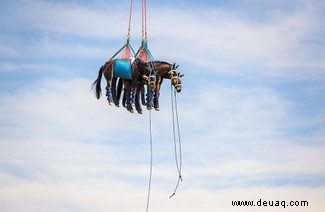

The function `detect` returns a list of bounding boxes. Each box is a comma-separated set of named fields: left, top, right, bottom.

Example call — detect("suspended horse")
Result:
left=116, top=61, right=184, bottom=113
left=92, top=58, right=154, bottom=113
left=152, top=61, right=183, bottom=111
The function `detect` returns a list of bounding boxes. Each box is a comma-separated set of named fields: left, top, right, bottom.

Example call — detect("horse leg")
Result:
left=153, top=91, right=160, bottom=111
left=122, top=88, right=126, bottom=108
left=124, top=80, right=134, bottom=113
left=154, top=78, right=162, bottom=111
left=105, top=86, right=113, bottom=106
left=111, top=78, right=119, bottom=107
left=116, top=78, right=123, bottom=105
left=130, top=87, right=136, bottom=107
left=141, top=86, right=146, bottom=106
left=146, top=84, right=153, bottom=110
left=104, top=62, right=114, bottom=106
left=135, top=84, right=143, bottom=114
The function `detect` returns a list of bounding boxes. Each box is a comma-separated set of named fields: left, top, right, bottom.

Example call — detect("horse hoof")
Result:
left=108, top=102, right=113, bottom=106
left=131, top=103, right=135, bottom=107
left=115, top=104, right=120, bottom=107
left=155, top=107, right=160, bottom=111
left=137, top=110, right=143, bottom=114
left=127, top=107, right=134, bottom=113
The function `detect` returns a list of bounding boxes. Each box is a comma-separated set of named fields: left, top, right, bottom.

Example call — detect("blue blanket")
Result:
left=114, top=59, right=132, bottom=79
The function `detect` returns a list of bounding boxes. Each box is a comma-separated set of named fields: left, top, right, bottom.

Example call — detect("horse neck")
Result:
left=135, top=61, right=151, bottom=75
left=153, top=61, right=171, bottom=78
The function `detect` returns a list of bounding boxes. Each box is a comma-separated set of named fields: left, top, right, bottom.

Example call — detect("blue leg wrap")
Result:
left=146, top=86, right=153, bottom=110
left=135, top=93, right=142, bottom=114
left=105, top=86, right=113, bottom=103
left=105, top=86, right=109, bottom=97
left=154, top=91, right=160, bottom=109
left=122, top=90, right=126, bottom=108
left=125, top=92, right=134, bottom=113
left=111, top=86, right=118, bottom=106
left=141, top=86, right=146, bottom=106
left=130, top=87, right=136, bottom=106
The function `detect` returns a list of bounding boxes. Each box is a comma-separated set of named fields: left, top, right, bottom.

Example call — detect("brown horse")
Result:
left=92, top=58, right=154, bottom=113
left=116, top=61, right=183, bottom=113
left=152, top=61, right=183, bottom=111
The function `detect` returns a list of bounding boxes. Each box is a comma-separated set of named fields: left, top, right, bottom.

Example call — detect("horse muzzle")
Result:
left=175, top=84, right=182, bottom=93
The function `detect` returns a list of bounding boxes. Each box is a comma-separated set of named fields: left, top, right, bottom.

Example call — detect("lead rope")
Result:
left=169, top=83, right=183, bottom=198
left=146, top=109, right=153, bottom=212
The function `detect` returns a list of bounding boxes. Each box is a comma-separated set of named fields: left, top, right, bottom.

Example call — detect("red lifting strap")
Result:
left=127, top=0, right=133, bottom=39
left=142, top=0, right=147, bottom=41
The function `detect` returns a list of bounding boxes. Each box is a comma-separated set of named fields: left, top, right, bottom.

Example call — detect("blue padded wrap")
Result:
left=114, top=59, right=132, bottom=79
left=146, top=86, right=153, bottom=110
left=111, top=86, right=118, bottom=105
left=154, top=91, right=160, bottom=108
left=130, top=87, right=136, bottom=104
left=141, top=86, right=146, bottom=106
left=105, top=87, right=113, bottom=102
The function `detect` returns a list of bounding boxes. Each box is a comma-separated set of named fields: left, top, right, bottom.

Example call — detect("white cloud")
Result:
left=0, top=74, right=324, bottom=211
left=1, top=1, right=325, bottom=211
left=1, top=0, right=324, bottom=80
left=0, top=180, right=324, bottom=211
left=147, top=2, right=325, bottom=80
left=10, top=1, right=130, bottom=38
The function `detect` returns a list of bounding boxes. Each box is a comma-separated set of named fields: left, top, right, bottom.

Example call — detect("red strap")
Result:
left=127, top=0, right=133, bottom=39
left=142, top=0, right=147, bottom=40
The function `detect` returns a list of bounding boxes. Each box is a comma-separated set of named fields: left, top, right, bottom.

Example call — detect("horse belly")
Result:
left=114, top=59, right=132, bottom=79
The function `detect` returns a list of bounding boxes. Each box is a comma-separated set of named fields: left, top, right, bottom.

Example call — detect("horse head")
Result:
left=148, top=75, right=156, bottom=91
left=168, top=63, right=183, bottom=93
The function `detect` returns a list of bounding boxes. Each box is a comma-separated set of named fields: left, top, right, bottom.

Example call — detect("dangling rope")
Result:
left=146, top=109, right=153, bottom=212
left=169, top=83, right=183, bottom=198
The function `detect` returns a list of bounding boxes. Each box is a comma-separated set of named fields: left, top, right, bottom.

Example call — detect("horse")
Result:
left=92, top=58, right=154, bottom=113
left=116, top=61, right=183, bottom=113
left=152, top=61, right=183, bottom=111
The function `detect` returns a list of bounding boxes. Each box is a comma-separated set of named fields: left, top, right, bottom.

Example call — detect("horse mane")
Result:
left=154, top=61, right=171, bottom=66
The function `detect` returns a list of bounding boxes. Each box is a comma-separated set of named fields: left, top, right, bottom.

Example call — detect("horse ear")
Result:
left=180, top=74, right=184, bottom=77
left=173, top=63, right=176, bottom=69
left=176, top=65, right=179, bottom=69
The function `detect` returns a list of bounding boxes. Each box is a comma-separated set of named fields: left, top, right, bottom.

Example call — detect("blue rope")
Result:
left=169, top=83, right=183, bottom=198
left=146, top=109, right=153, bottom=212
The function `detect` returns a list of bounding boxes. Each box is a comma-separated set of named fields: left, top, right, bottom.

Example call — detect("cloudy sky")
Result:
left=0, top=0, right=324, bottom=211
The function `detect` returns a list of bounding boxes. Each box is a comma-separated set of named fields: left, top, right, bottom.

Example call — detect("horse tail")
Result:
left=116, top=77, right=123, bottom=102
left=92, top=66, right=104, bottom=99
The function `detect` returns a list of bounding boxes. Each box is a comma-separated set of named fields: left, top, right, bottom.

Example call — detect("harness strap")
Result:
left=102, top=60, right=115, bottom=75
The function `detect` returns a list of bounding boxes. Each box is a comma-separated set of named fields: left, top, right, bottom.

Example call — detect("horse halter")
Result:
left=142, top=73, right=156, bottom=91
left=173, top=74, right=182, bottom=92
left=168, top=68, right=182, bottom=92
left=148, top=75, right=156, bottom=91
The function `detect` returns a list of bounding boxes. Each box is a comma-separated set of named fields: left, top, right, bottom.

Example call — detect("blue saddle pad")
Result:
left=114, top=59, right=132, bottom=79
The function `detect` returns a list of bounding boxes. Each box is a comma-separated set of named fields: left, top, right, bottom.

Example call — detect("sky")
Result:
left=0, top=0, right=324, bottom=211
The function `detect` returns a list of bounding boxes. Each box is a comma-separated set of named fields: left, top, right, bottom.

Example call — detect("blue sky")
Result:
left=0, top=0, right=324, bottom=211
